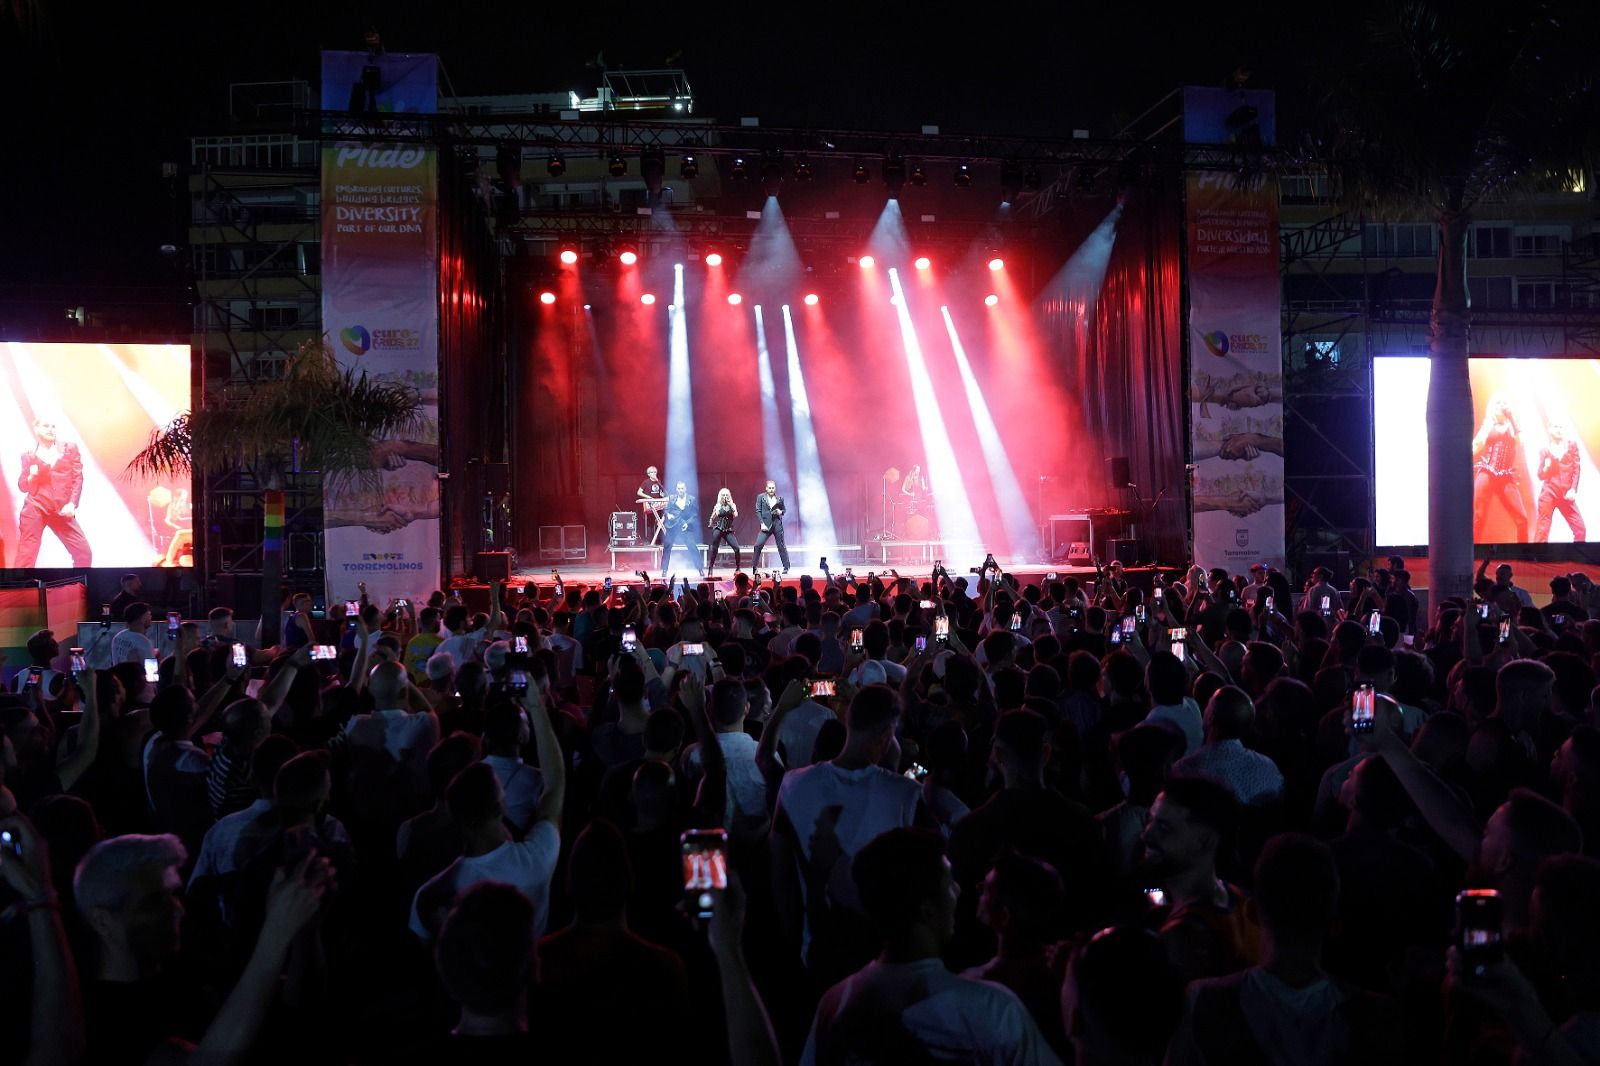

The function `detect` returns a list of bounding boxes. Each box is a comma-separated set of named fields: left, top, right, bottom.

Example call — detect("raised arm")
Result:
left=53, top=669, right=101, bottom=792
left=258, top=647, right=310, bottom=724
left=522, top=682, right=566, bottom=828
left=186, top=660, right=249, bottom=742
left=0, top=815, right=84, bottom=1066
left=681, top=674, right=726, bottom=824
left=1373, top=699, right=1482, bottom=863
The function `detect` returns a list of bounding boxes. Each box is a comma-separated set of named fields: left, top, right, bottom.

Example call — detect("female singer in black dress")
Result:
left=1473, top=396, right=1530, bottom=542
left=707, top=488, right=742, bottom=574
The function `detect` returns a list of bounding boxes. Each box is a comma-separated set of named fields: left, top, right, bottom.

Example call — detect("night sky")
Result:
left=0, top=1, right=1352, bottom=293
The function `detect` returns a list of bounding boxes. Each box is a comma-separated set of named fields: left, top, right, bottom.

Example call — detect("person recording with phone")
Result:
left=14, top=416, right=92, bottom=567
left=752, top=479, right=790, bottom=574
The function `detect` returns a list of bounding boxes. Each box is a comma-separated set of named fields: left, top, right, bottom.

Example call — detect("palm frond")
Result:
left=123, top=338, right=424, bottom=489
left=126, top=413, right=193, bottom=480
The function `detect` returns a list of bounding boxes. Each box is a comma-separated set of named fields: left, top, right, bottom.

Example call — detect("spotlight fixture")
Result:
left=913, top=256, right=931, bottom=270
left=704, top=252, right=723, bottom=267
left=727, top=293, right=742, bottom=305
left=953, top=162, right=972, bottom=188
left=608, top=152, right=627, bottom=177
left=984, top=293, right=999, bottom=307
left=987, top=256, right=1004, bottom=271
left=858, top=254, right=876, bottom=269
left=547, top=153, right=566, bottom=177
left=558, top=246, right=579, bottom=265
left=730, top=155, right=749, bottom=182
left=640, top=293, right=656, bottom=305
left=910, top=163, right=927, bottom=187
left=640, top=146, right=666, bottom=195
left=680, top=152, right=698, bottom=179
left=1000, top=160, right=1023, bottom=204
left=793, top=154, right=813, bottom=181
left=852, top=160, right=871, bottom=184
left=882, top=155, right=907, bottom=197
left=804, top=293, right=819, bottom=306
left=539, top=291, right=557, bottom=305
left=618, top=245, right=639, bottom=266
left=760, top=150, right=785, bottom=197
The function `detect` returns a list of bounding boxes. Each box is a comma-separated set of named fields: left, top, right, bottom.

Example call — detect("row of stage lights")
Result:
left=542, top=148, right=1046, bottom=199
left=538, top=289, right=1005, bottom=308
left=556, top=247, right=1004, bottom=273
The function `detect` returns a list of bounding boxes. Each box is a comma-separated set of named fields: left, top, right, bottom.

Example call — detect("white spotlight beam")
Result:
left=886, top=269, right=983, bottom=557
left=941, top=306, right=1040, bottom=560
left=780, top=305, right=838, bottom=562
left=752, top=305, right=790, bottom=498
left=665, top=263, right=700, bottom=510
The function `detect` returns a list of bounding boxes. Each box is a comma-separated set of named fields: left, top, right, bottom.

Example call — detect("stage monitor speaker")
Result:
left=476, top=551, right=513, bottom=583
left=610, top=512, right=638, bottom=545
left=1302, top=550, right=1350, bottom=588
left=1107, top=538, right=1140, bottom=565
left=1109, top=457, right=1132, bottom=489
left=1066, top=541, right=1093, bottom=565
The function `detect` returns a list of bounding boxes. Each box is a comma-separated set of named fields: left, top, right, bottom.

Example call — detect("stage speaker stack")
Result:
left=1107, top=538, right=1140, bottom=565
left=476, top=551, right=513, bottom=583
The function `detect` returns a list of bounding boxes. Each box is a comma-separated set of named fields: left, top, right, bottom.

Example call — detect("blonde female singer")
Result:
left=707, top=488, right=742, bottom=575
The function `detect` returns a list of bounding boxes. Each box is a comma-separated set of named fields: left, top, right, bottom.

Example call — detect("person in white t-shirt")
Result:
left=342, top=661, right=440, bottom=822
left=803, top=827, right=1061, bottom=1066
left=410, top=684, right=565, bottom=942
left=111, top=602, right=160, bottom=666
left=480, top=699, right=543, bottom=835
left=772, top=684, right=927, bottom=964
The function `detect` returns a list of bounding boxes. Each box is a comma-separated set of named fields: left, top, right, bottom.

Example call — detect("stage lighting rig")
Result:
left=1000, top=160, right=1023, bottom=204
left=882, top=155, right=907, bottom=197
left=793, top=154, right=814, bottom=181
left=953, top=162, right=972, bottom=188
left=547, top=153, right=566, bottom=177
left=680, top=149, right=699, bottom=179
left=608, top=152, right=628, bottom=177
left=910, top=163, right=928, bottom=187
left=730, top=155, right=749, bottom=182
left=641, top=146, right=666, bottom=198
left=558, top=244, right=579, bottom=265
left=760, top=150, right=785, bottom=197
left=852, top=160, right=871, bottom=184
left=618, top=244, right=639, bottom=266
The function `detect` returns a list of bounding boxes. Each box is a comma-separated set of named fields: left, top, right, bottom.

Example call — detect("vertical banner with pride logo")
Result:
left=1183, top=88, right=1286, bottom=573
left=320, top=51, right=440, bottom=604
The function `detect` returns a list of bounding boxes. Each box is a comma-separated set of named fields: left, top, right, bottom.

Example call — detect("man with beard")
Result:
left=1137, top=775, right=1261, bottom=982
left=15, top=417, right=92, bottom=567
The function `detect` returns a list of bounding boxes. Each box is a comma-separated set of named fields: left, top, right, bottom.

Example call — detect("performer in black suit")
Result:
left=753, top=479, right=790, bottom=573
left=16, top=417, right=92, bottom=567
left=707, top=488, right=742, bottom=575
left=662, top=481, right=703, bottom=574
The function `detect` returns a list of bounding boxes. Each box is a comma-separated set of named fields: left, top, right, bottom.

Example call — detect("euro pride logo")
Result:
left=362, top=553, right=405, bottom=561
left=340, top=326, right=420, bottom=355
left=1201, top=330, right=1271, bottom=358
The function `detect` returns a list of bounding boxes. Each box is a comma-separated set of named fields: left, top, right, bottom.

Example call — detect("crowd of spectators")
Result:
left=5, top=553, right=1600, bottom=1064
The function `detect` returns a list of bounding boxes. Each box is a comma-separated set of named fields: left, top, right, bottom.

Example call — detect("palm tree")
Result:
left=1311, top=2, right=1597, bottom=603
left=129, top=339, right=422, bottom=644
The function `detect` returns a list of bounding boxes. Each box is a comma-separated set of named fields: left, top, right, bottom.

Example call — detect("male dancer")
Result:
left=637, top=464, right=666, bottom=543
left=753, top=480, right=790, bottom=574
left=662, top=481, right=703, bottom=575
left=1536, top=421, right=1587, bottom=542
left=16, top=418, right=92, bottom=567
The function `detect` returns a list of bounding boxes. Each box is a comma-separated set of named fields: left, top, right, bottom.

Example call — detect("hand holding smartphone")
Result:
left=1352, top=683, right=1376, bottom=734
left=621, top=625, right=638, bottom=653
left=682, top=829, right=729, bottom=919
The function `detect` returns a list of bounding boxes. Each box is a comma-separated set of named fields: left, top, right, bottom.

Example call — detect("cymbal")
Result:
left=884, top=467, right=901, bottom=482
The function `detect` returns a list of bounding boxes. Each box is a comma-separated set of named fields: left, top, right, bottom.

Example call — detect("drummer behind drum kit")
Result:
left=873, top=466, right=935, bottom=542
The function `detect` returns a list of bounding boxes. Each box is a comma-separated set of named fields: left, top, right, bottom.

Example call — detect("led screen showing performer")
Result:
left=1374, top=356, right=1599, bottom=545
left=0, top=342, right=192, bottom=568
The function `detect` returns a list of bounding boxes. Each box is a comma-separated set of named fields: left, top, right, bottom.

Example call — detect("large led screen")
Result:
left=0, top=342, right=192, bottom=569
left=1375, top=356, right=1600, bottom=546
